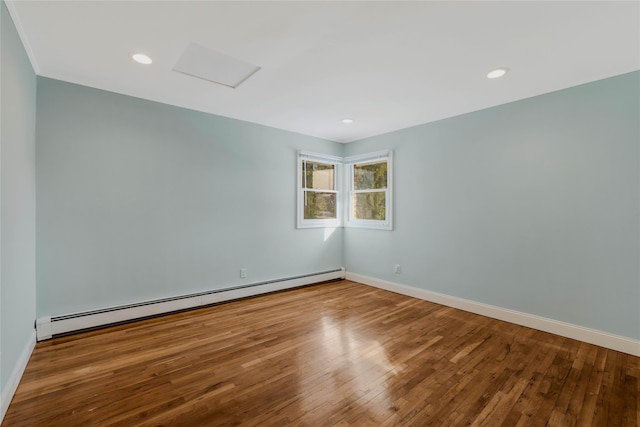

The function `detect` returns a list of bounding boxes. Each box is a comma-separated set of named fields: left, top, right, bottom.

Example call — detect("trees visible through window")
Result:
left=302, top=161, right=337, bottom=220
left=352, top=161, right=387, bottom=220
left=297, top=153, right=341, bottom=228
left=297, top=150, right=392, bottom=230
left=345, top=151, right=392, bottom=230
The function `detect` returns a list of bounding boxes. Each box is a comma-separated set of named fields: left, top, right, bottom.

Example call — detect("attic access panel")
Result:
left=173, top=43, right=260, bottom=88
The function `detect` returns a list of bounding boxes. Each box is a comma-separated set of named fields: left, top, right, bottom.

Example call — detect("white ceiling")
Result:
left=7, top=1, right=640, bottom=143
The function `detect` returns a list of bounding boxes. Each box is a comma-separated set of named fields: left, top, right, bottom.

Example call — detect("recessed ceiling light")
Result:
left=342, top=118, right=354, bottom=124
left=487, top=67, right=509, bottom=79
left=132, top=53, right=152, bottom=65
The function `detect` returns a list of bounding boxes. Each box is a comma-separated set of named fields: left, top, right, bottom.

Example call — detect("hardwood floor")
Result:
left=4, top=280, right=638, bottom=426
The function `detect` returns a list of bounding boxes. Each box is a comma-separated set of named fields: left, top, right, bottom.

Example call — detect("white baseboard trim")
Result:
left=36, top=268, right=346, bottom=341
left=346, top=272, right=640, bottom=357
left=1, top=330, right=36, bottom=423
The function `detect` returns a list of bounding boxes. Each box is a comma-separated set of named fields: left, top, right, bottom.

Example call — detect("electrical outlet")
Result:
left=240, top=268, right=247, bottom=278
left=394, top=264, right=401, bottom=274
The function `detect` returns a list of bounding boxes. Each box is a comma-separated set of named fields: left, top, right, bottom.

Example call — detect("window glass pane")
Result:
left=353, top=192, right=386, bottom=220
left=304, top=191, right=337, bottom=219
left=302, top=161, right=335, bottom=190
left=353, top=161, right=387, bottom=190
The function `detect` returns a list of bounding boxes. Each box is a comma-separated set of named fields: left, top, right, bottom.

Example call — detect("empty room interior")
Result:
left=1, top=1, right=639, bottom=425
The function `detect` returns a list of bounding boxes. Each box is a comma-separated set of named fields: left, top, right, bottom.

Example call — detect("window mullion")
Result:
left=304, top=189, right=338, bottom=194
left=353, top=189, right=386, bottom=194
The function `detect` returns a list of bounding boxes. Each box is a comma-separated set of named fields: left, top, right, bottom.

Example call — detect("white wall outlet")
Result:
left=394, top=264, right=401, bottom=274
left=240, top=268, right=247, bottom=278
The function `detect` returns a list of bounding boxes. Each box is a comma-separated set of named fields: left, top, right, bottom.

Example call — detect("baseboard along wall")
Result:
left=1, top=331, right=36, bottom=423
left=36, top=268, right=346, bottom=341
left=346, top=272, right=640, bottom=357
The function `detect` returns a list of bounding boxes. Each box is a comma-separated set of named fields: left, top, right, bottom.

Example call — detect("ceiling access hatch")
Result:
left=173, top=43, right=261, bottom=88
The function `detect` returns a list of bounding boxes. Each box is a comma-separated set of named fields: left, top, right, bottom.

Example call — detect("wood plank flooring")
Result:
left=3, top=280, right=639, bottom=426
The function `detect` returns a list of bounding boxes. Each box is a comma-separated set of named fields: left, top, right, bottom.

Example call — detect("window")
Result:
left=297, top=152, right=342, bottom=228
left=296, top=150, right=392, bottom=230
left=345, top=150, right=392, bottom=230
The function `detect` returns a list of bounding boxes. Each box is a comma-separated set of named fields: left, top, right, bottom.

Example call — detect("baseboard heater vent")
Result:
left=36, top=268, right=345, bottom=341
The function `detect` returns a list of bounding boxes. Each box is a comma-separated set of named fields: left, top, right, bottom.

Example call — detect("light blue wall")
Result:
left=344, top=71, right=640, bottom=340
left=1, top=1, right=37, bottom=392
left=36, top=78, right=344, bottom=316
left=21, top=32, right=640, bottom=345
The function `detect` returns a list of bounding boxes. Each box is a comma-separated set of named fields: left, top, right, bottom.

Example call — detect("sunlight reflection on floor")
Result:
left=296, top=315, right=404, bottom=417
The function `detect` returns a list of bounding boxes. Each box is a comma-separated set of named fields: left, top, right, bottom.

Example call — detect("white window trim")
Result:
left=344, top=150, right=393, bottom=230
left=297, top=151, right=342, bottom=229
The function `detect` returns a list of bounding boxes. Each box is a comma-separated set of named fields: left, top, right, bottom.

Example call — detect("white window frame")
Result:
left=297, top=151, right=342, bottom=229
left=344, top=150, right=393, bottom=230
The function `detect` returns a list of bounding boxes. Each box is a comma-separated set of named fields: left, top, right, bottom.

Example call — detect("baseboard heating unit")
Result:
left=36, top=268, right=345, bottom=341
